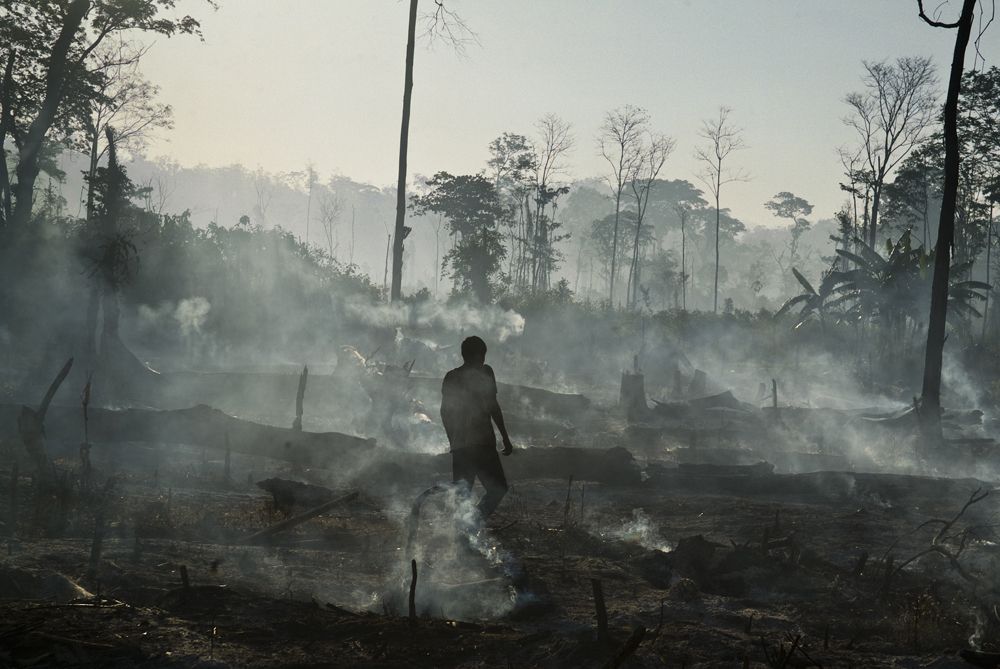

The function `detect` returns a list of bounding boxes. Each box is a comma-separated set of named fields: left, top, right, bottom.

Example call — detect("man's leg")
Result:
left=475, top=449, right=508, bottom=519
left=452, top=448, right=476, bottom=488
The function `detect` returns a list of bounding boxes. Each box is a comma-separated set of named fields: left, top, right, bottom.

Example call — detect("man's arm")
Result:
left=485, top=366, right=514, bottom=455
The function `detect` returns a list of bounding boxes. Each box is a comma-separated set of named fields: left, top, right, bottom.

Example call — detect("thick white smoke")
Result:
left=341, top=297, right=525, bottom=343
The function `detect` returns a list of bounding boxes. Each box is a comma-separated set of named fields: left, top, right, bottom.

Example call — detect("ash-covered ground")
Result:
left=2, top=343, right=1000, bottom=669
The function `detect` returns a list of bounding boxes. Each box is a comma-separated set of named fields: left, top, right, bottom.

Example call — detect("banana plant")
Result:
left=777, top=230, right=991, bottom=333
left=774, top=267, right=841, bottom=330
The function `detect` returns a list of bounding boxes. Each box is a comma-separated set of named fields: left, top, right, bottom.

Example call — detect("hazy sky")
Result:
left=138, top=0, right=1000, bottom=228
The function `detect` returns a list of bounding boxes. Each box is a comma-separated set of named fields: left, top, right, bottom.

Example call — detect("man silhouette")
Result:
left=440, top=336, right=514, bottom=519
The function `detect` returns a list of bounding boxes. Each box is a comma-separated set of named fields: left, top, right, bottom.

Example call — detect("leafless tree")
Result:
left=626, top=132, right=675, bottom=308
left=253, top=168, right=273, bottom=227
left=674, top=201, right=693, bottom=311
left=391, top=0, right=476, bottom=302
left=843, top=56, right=938, bottom=247
left=598, top=104, right=648, bottom=304
left=695, top=106, right=748, bottom=313
left=531, top=113, right=574, bottom=291
left=318, top=190, right=342, bottom=259
left=303, top=164, right=318, bottom=246
left=83, top=39, right=172, bottom=220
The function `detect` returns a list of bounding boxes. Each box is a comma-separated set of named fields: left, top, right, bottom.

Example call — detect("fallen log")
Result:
left=1, top=403, right=641, bottom=486
left=257, top=477, right=336, bottom=514
left=410, top=375, right=591, bottom=417
left=0, top=403, right=374, bottom=469
left=244, top=491, right=359, bottom=544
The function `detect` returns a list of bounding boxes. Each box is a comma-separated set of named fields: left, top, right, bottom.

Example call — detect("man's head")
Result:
left=461, top=335, right=487, bottom=366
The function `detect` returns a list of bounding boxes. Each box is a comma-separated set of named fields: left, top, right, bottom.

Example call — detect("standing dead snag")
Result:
left=591, top=578, right=609, bottom=643
left=7, top=463, right=17, bottom=542
left=80, top=373, right=93, bottom=489
left=292, top=365, right=308, bottom=431
left=917, top=0, right=981, bottom=440
left=88, top=477, right=115, bottom=580
left=562, top=474, right=574, bottom=527
left=409, top=559, right=418, bottom=626
left=18, top=358, right=73, bottom=476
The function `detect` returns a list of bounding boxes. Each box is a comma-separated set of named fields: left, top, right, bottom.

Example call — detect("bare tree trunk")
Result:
left=10, top=0, right=91, bottom=230
left=714, top=190, right=721, bottom=313
left=609, top=192, right=622, bottom=304
left=868, top=182, right=883, bottom=248
left=919, top=0, right=977, bottom=439
left=390, top=0, right=418, bottom=302
left=681, top=215, right=687, bottom=311
left=383, top=233, right=392, bottom=299
left=0, top=49, right=16, bottom=225
left=984, top=206, right=994, bottom=342
left=627, top=214, right=642, bottom=308
left=86, top=128, right=99, bottom=221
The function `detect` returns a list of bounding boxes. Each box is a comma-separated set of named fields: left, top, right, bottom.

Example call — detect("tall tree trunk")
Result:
left=85, top=127, right=99, bottom=221
left=919, top=0, right=977, bottom=439
left=627, top=213, right=642, bottom=308
left=0, top=48, right=16, bottom=225
left=714, top=191, right=721, bottom=313
left=984, top=206, right=994, bottom=342
left=869, top=182, right=882, bottom=248
left=609, top=192, right=622, bottom=304
left=10, top=0, right=91, bottom=230
left=681, top=215, right=687, bottom=311
left=390, top=0, right=418, bottom=302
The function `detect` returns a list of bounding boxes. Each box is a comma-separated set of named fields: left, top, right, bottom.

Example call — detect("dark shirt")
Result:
left=441, top=363, right=498, bottom=451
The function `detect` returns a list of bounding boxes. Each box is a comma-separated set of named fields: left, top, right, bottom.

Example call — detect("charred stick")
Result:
left=601, top=626, right=645, bottom=669
left=293, top=364, right=308, bottom=431
left=408, top=559, right=418, bottom=626
left=591, top=578, right=609, bottom=643
left=8, top=463, right=17, bottom=541
left=88, top=506, right=105, bottom=579
left=563, top=474, right=574, bottom=526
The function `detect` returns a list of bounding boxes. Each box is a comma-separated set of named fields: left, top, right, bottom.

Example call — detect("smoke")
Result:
left=174, top=297, right=211, bottom=337
left=341, top=297, right=525, bottom=344
left=602, top=507, right=674, bottom=553
left=137, top=297, right=212, bottom=339
left=371, top=485, right=517, bottom=621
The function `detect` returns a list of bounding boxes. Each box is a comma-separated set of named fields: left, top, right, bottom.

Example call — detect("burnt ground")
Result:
left=1, top=436, right=999, bottom=668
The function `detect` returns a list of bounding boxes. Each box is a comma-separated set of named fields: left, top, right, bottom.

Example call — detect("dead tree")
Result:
left=598, top=105, right=648, bottom=304
left=391, top=0, right=474, bottom=301
left=695, top=106, right=748, bottom=313
left=292, top=364, right=308, bottom=431
left=843, top=57, right=937, bottom=247
left=626, top=133, right=675, bottom=308
left=918, top=0, right=982, bottom=441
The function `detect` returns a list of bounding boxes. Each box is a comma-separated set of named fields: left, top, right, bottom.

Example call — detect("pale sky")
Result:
left=138, top=0, right=1000, bottom=227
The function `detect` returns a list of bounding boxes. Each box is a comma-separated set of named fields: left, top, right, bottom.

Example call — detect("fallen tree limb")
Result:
left=244, top=491, right=359, bottom=544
